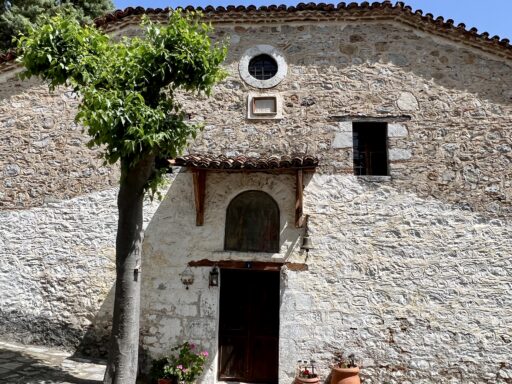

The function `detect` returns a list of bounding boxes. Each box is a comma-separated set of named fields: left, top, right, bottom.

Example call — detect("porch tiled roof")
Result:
left=172, top=154, right=319, bottom=170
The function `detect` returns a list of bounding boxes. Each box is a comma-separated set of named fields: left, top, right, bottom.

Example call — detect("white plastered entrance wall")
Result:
left=140, top=170, right=304, bottom=384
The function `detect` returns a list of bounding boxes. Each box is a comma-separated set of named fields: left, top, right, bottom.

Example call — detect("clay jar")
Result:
left=295, top=375, right=321, bottom=384
left=330, top=366, right=360, bottom=384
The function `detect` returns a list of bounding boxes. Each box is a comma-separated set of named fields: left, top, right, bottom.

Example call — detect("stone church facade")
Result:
left=1, top=2, right=511, bottom=383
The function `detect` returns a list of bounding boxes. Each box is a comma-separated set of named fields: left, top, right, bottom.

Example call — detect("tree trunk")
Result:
left=104, top=156, right=155, bottom=384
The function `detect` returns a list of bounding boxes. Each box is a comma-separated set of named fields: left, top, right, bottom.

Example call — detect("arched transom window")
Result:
left=224, top=190, right=280, bottom=253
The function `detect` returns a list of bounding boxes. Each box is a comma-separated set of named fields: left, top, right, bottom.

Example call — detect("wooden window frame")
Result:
left=224, top=190, right=280, bottom=253
left=353, top=122, right=389, bottom=176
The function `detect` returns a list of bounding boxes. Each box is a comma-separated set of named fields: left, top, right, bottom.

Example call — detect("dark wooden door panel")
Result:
left=218, top=335, right=247, bottom=379
left=218, top=269, right=279, bottom=383
left=248, top=335, right=279, bottom=382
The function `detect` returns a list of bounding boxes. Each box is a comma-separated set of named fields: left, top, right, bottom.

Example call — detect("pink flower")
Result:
left=189, top=343, right=196, bottom=350
left=177, top=365, right=183, bottom=370
left=201, top=351, right=209, bottom=357
left=183, top=368, right=189, bottom=373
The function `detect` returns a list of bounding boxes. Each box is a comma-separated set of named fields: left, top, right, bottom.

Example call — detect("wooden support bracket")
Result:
left=188, top=259, right=308, bottom=271
left=295, top=169, right=304, bottom=228
left=193, top=170, right=206, bottom=226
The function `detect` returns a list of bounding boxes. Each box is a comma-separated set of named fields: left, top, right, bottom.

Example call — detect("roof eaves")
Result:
left=92, top=2, right=512, bottom=59
left=2, top=2, right=512, bottom=68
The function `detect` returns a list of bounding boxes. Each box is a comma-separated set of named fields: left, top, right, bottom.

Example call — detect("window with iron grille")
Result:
left=248, top=54, right=278, bottom=80
left=353, top=122, right=388, bottom=176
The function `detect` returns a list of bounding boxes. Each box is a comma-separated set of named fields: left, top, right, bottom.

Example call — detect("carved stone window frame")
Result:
left=239, top=45, right=287, bottom=89
left=246, top=92, right=283, bottom=120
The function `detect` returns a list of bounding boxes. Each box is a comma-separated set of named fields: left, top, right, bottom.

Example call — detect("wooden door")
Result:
left=218, top=269, right=280, bottom=383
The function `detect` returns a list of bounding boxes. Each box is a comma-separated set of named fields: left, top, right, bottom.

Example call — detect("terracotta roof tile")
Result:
left=2, top=2, right=512, bottom=66
left=173, top=154, right=319, bottom=171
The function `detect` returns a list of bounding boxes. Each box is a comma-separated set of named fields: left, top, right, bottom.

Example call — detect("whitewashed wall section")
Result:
left=0, top=186, right=163, bottom=355
left=141, top=172, right=512, bottom=383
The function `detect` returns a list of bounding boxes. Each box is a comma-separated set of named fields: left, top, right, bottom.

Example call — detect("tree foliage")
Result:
left=17, top=11, right=227, bottom=193
left=0, top=0, right=114, bottom=51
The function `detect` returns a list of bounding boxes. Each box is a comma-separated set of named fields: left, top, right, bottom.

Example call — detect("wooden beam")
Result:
left=295, top=169, right=303, bottom=228
left=192, top=170, right=206, bottom=226
left=285, top=262, right=309, bottom=271
left=329, top=114, right=412, bottom=122
left=188, top=259, right=308, bottom=271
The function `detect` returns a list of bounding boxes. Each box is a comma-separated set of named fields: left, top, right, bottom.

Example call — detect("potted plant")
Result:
left=296, top=360, right=320, bottom=384
left=330, top=353, right=361, bottom=384
left=151, top=342, right=209, bottom=384
left=150, top=356, right=174, bottom=384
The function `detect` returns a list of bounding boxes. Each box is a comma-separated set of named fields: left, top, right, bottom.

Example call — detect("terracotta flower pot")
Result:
left=295, top=376, right=321, bottom=384
left=157, top=379, right=173, bottom=384
left=330, top=366, right=360, bottom=384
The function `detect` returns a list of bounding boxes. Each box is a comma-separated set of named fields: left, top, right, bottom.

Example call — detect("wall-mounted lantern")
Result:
left=209, top=266, right=219, bottom=288
left=180, top=266, right=194, bottom=290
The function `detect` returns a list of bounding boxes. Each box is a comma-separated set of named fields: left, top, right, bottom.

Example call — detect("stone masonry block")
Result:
left=389, top=148, right=412, bottom=161
left=338, top=121, right=352, bottom=132
left=332, top=132, right=353, bottom=149
left=388, top=123, right=408, bottom=137
left=396, top=91, right=419, bottom=111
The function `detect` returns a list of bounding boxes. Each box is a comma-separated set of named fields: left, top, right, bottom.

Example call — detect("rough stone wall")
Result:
left=140, top=19, right=512, bottom=384
left=178, top=20, right=512, bottom=217
left=0, top=76, right=119, bottom=209
left=295, top=174, right=512, bottom=383
left=0, top=72, right=120, bottom=353
left=0, top=187, right=162, bottom=355
left=0, top=54, right=148, bottom=354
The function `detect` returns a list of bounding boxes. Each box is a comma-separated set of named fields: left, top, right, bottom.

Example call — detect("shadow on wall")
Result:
left=0, top=73, right=31, bottom=100
left=141, top=170, right=309, bottom=264
left=0, top=309, right=85, bottom=351
left=0, top=285, right=114, bottom=359
left=75, top=284, right=115, bottom=358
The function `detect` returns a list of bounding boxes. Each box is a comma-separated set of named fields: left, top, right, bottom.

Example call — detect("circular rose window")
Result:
left=248, top=54, right=278, bottom=80
left=239, top=45, right=287, bottom=88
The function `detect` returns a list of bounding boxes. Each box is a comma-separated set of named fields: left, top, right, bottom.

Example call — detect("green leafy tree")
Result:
left=17, top=12, right=227, bottom=384
left=0, top=0, right=114, bottom=51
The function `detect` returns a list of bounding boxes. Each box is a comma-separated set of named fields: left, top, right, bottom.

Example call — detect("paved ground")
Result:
left=0, top=340, right=106, bottom=383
